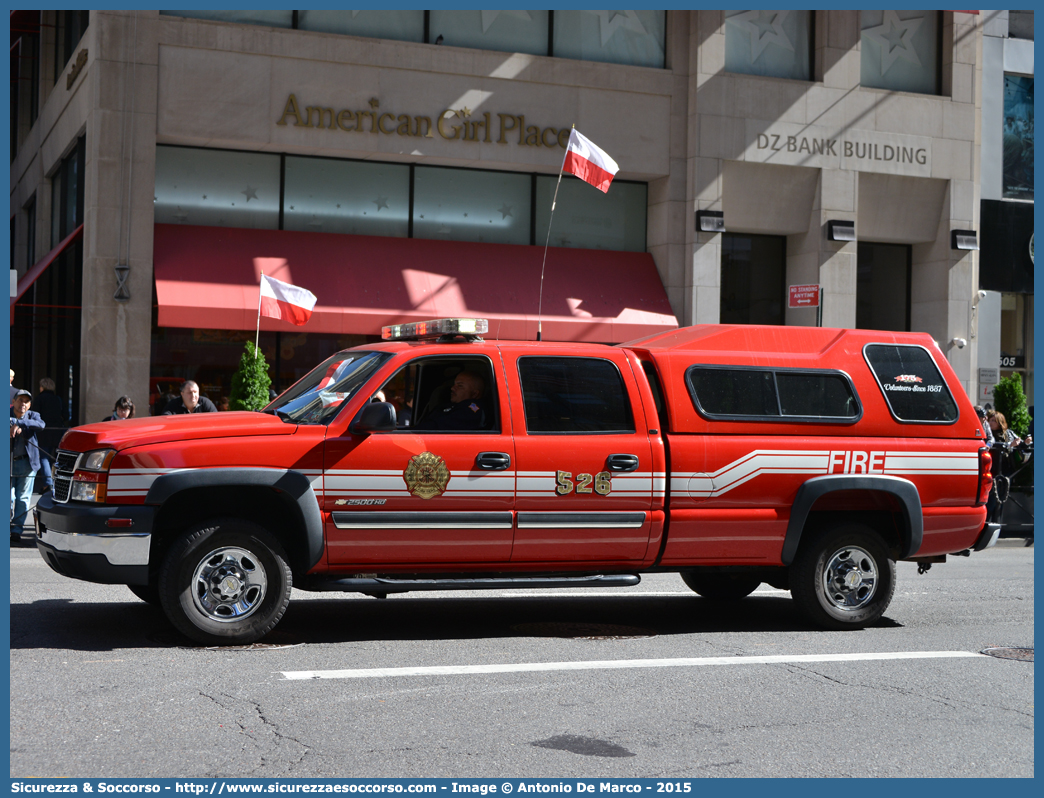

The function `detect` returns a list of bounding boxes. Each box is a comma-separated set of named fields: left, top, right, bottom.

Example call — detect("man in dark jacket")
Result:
left=416, top=371, right=488, bottom=431
left=11, top=390, right=45, bottom=544
left=163, top=380, right=218, bottom=415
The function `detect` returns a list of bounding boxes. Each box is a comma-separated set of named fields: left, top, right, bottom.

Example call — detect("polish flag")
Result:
left=259, top=274, right=317, bottom=326
left=562, top=129, right=619, bottom=193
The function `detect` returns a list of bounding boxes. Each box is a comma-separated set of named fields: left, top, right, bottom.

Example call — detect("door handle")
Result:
left=476, top=451, right=511, bottom=471
left=606, top=453, right=639, bottom=472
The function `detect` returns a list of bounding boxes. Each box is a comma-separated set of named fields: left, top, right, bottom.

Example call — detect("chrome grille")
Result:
left=52, top=449, right=79, bottom=504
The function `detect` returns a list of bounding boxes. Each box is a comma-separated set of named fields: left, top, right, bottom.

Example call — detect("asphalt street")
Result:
left=9, top=538, right=1034, bottom=778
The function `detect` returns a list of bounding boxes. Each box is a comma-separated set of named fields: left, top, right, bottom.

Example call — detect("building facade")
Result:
left=977, top=10, right=1033, bottom=408
left=10, top=10, right=997, bottom=424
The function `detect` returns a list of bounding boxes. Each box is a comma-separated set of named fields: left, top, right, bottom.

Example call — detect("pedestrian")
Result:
left=987, top=410, right=1020, bottom=447
left=10, top=389, right=45, bottom=545
left=162, top=380, right=218, bottom=414
left=216, top=396, right=230, bottom=411
left=10, top=369, right=18, bottom=405
left=104, top=396, right=135, bottom=421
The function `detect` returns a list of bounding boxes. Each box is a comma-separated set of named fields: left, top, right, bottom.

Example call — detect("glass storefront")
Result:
left=1000, top=292, right=1034, bottom=405
left=283, top=157, right=410, bottom=238
left=155, top=146, right=648, bottom=252
left=148, top=326, right=377, bottom=415
left=153, top=147, right=280, bottom=229
left=720, top=233, right=785, bottom=325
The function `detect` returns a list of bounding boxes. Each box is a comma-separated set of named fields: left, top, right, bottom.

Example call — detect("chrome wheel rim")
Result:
left=821, top=545, right=878, bottom=612
left=191, top=546, right=268, bottom=623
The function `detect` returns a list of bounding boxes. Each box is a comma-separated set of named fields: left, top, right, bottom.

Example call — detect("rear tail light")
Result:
left=976, top=448, right=993, bottom=506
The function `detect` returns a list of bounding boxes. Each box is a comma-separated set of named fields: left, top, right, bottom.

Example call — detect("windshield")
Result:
left=267, top=351, right=392, bottom=425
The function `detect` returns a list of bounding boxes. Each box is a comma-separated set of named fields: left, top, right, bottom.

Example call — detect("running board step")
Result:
left=311, top=574, right=641, bottom=594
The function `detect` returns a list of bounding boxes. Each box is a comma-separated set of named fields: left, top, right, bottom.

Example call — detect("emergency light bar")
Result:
left=381, top=318, right=489, bottom=341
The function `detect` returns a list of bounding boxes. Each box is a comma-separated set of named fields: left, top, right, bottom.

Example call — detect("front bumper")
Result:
left=33, top=492, right=155, bottom=586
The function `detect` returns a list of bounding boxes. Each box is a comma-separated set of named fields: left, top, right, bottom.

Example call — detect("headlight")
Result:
left=70, top=449, right=115, bottom=503
left=70, top=481, right=103, bottom=502
left=80, top=449, right=116, bottom=471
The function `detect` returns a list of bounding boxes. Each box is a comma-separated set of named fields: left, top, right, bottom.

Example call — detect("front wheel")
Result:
left=791, top=525, right=896, bottom=630
left=159, top=518, right=292, bottom=645
left=681, top=571, right=761, bottom=599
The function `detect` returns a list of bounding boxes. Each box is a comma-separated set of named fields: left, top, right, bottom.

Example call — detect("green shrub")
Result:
left=992, top=373, right=1031, bottom=438
left=229, top=342, right=272, bottom=412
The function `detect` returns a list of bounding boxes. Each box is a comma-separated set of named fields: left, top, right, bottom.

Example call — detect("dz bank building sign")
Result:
left=744, top=120, right=932, bottom=177
left=278, top=93, right=571, bottom=149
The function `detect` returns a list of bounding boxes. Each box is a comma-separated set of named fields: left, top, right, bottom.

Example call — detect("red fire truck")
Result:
left=34, top=320, right=997, bottom=645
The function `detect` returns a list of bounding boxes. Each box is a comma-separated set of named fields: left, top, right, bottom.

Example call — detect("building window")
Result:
left=724, top=10, right=812, bottom=81
left=154, top=147, right=280, bottom=230
left=860, top=10, right=940, bottom=95
left=296, top=10, right=424, bottom=41
left=535, top=175, right=647, bottom=252
left=414, top=166, right=532, bottom=246
left=284, top=157, right=409, bottom=238
left=720, top=234, right=785, bottom=325
left=160, top=10, right=293, bottom=29
left=156, top=146, right=648, bottom=253
left=162, top=9, right=667, bottom=69
left=552, top=10, right=666, bottom=68
left=429, top=10, right=549, bottom=55
left=1003, top=74, right=1034, bottom=200
left=54, top=10, right=89, bottom=84
left=1000, top=292, right=1032, bottom=401
left=857, top=242, right=910, bottom=331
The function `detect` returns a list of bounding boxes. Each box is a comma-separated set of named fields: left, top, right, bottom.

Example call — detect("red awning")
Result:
left=153, top=224, right=678, bottom=343
left=10, top=223, right=84, bottom=323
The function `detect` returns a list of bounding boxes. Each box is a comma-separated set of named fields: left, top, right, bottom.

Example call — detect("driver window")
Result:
left=374, top=357, right=499, bottom=433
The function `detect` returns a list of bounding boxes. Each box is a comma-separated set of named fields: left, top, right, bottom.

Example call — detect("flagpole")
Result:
left=255, top=271, right=263, bottom=360
left=536, top=125, right=573, bottom=342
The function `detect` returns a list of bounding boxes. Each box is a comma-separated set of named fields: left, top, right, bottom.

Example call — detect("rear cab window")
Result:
left=685, top=366, right=861, bottom=423
left=863, top=344, right=958, bottom=423
left=517, top=356, right=635, bottom=434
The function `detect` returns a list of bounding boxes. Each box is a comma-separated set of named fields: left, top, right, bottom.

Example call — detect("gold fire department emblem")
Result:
left=403, top=451, right=451, bottom=499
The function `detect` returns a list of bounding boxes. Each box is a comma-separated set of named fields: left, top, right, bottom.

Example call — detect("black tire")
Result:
left=791, top=524, right=896, bottom=630
left=159, top=518, right=292, bottom=646
left=128, top=583, right=162, bottom=606
left=681, top=571, right=761, bottom=599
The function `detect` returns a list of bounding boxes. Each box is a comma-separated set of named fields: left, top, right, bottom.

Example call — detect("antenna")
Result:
left=536, top=125, right=572, bottom=342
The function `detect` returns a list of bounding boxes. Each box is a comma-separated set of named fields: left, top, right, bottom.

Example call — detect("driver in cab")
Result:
left=417, top=371, right=487, bottom=431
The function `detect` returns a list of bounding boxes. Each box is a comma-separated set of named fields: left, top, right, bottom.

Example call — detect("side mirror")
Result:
left=349, top=402, right=397, bottom=434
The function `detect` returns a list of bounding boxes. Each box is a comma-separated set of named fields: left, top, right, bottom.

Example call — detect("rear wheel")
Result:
left=159, top=518, right=292, bottom=646
left=681, top=571, right=761, bottom=599
left=791, top=524, right=896, bottom=630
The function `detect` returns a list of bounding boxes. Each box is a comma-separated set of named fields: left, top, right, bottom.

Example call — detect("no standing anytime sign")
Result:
left=789, top=284, right=820, bottom=308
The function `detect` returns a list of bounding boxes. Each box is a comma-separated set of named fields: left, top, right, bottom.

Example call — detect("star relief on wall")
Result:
left=479, top=10, right=532, bottom=34
left=726, top=10, right=794, bottom=62
left=373, top=196, right=389, bottom=211
left=863, top=10, right=923, bottom=74
left=591, top=10, right=647, bottom=47
left=241, top=186, right=259, bottom=202
left=497, top=204, right=513, bottom=220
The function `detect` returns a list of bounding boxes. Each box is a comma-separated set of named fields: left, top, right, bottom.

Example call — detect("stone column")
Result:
left=647, top=10, right=692, bottom=326
left=80, top=10, right=159, bottom=423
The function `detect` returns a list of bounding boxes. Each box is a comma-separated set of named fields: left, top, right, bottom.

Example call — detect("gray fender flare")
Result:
left=781, top=474, right=923, bottom=565
left=145, top=468, right=324, bottom=571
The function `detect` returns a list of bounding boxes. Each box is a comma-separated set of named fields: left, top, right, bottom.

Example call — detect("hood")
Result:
left=59, top=411, right=299, bottom=453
